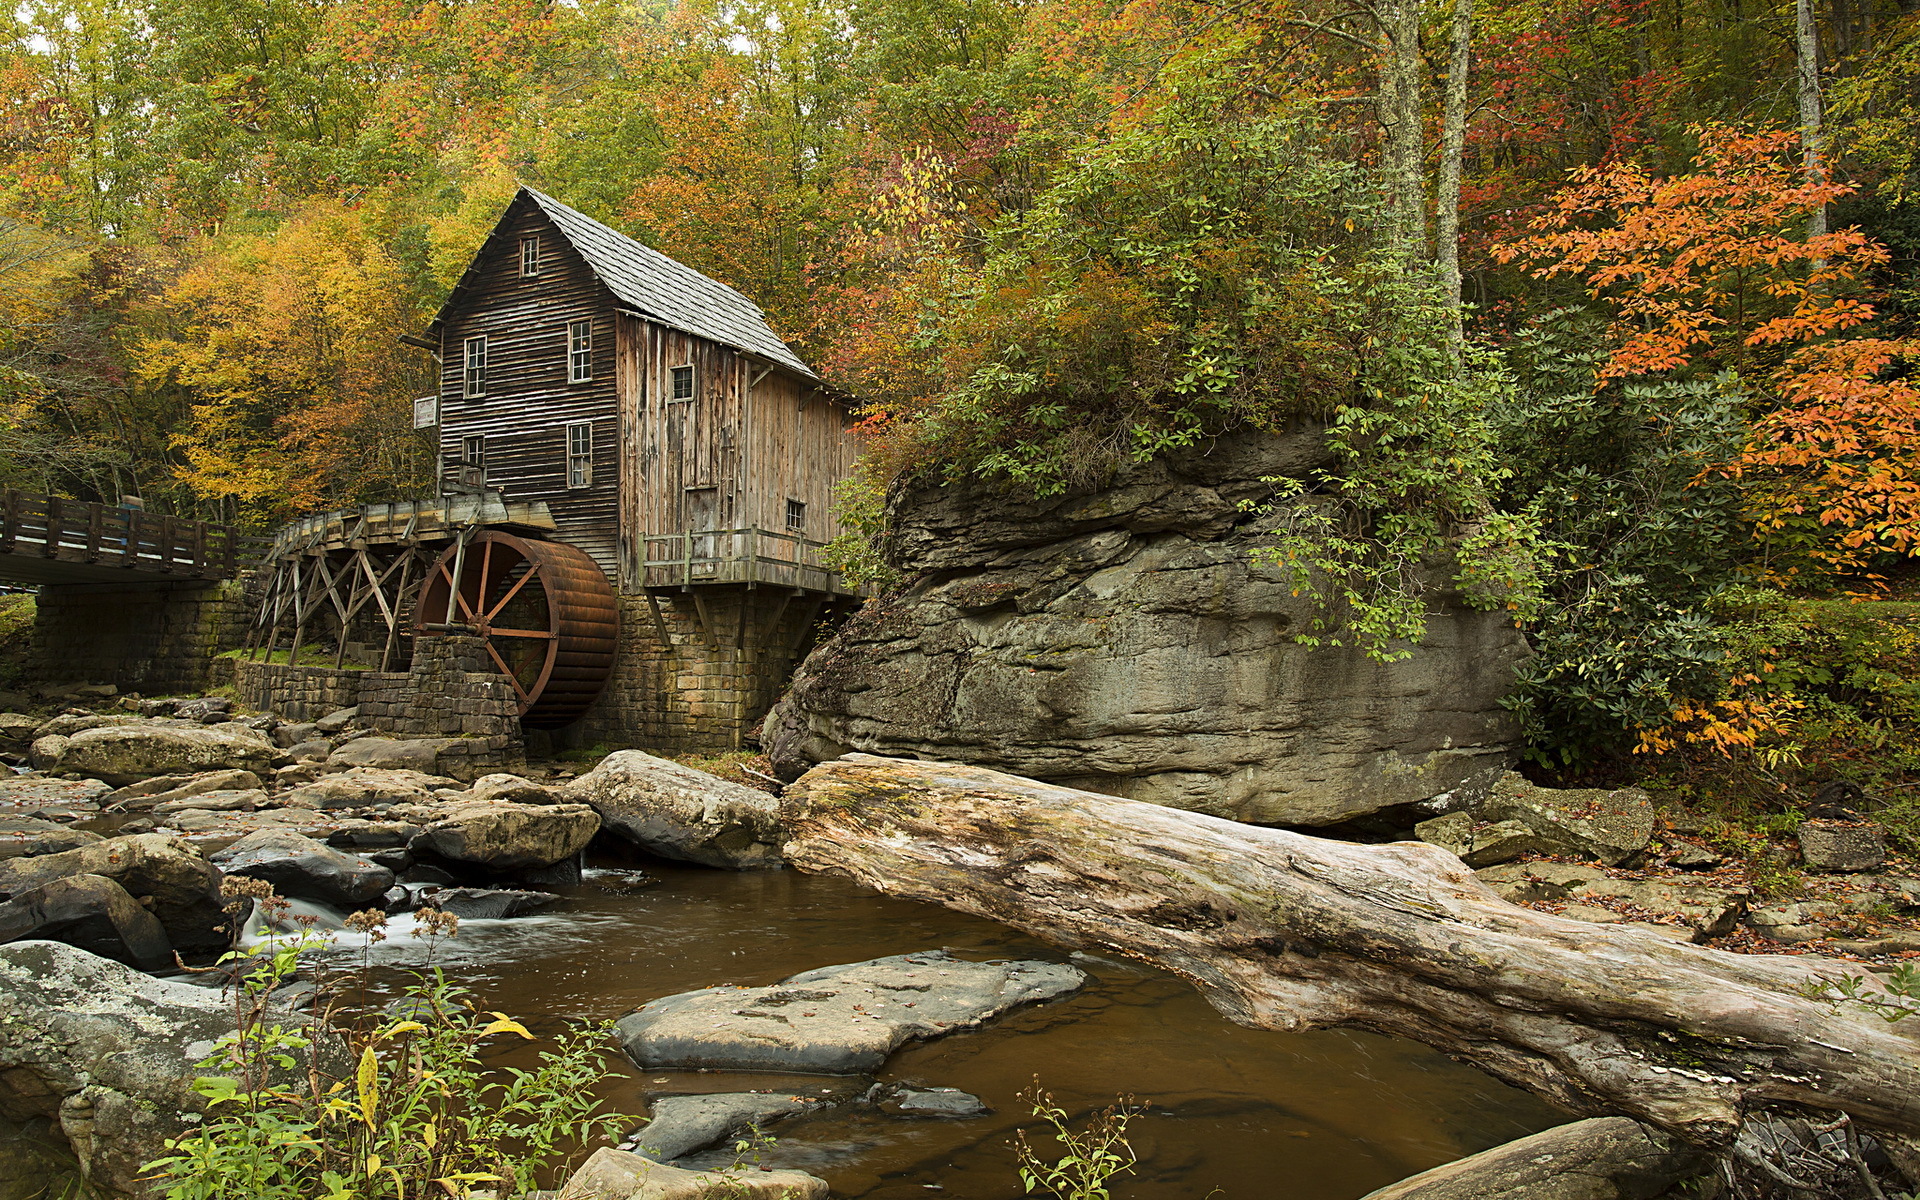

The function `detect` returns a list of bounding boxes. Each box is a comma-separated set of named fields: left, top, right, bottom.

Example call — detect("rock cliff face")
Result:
left=764, top=430, right=1529, bottom=826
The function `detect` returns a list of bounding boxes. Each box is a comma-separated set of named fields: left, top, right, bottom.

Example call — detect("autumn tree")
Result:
left=143, top=200, right=434, bottom=526
left=1499, top=124, right=1920, bottom=576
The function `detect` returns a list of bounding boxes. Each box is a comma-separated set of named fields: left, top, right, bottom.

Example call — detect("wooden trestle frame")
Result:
left=245, top=539, right=438, bottom=671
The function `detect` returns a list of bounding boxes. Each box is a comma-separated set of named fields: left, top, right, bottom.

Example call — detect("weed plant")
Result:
left=143, top=880, right=631, bottom=1200
left=1014, top=1083, right=1142, bottom=1200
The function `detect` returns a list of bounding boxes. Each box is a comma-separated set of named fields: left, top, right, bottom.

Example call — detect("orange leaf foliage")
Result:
left=1496, top=124, right=1920, bottom=571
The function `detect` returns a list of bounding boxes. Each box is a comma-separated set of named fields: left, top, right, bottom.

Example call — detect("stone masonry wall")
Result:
left=577, top=589, right=842, bottom=755
left=32, top=578, right=251, bottom=695
left=233, top=634, right=523, bottom=771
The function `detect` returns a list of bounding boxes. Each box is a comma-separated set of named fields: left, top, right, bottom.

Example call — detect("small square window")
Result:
left=461, top=434, right=486, bottom=486
left=521, top=236, right=541, bottom=276
left=463, top=336, right=487, bottom=397
left=568, top=319, right=592, bottom=383
left=668, top=364, right=695, bottom=401
left=785, top=499, right=806, bottom=533
left=566, top=421, right=592, bottom=488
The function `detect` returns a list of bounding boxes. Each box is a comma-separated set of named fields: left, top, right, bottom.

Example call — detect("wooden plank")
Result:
left=42, top=496, right=60, bottom=558
left=644, top=592, right=675, bottom=657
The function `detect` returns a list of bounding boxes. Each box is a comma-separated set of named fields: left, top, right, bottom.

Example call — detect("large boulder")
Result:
left=1465, top=774, right=1655, bottom=867
left=211, top=831, right=394, bottom=908
left=558, top=1147, right=828, bottom=1200
left=0, top=875, right=172, bottom=969
left=0, top=941, right=252, bottom=1198
left=105, top=770, right=264, bottom=812
left=0, top=834, right=231, bottom=952
left=566, top=752, right=785, bottom=869
left=0, top=818, right=102, bottom=860
left=1798, top=821, right=1885, bottom=873
left=616, top=951, right=1086, bottom=1073
left=281, top=766, right=452, bottom=811
left=411, top=801, right=599, bottom=871
left=1356, top=1117, right=1710, bottom=1200
left=762, top=432, right=1527, bottom=826
left=325, top=737, right=453, bottom=776
left=0, top=776, right=112, bottom=810
left=33, top=724, right=277, bottom=786
left=0, top=713, right=39, bottom=758
left=1475, top=863, right=1748, bottom=942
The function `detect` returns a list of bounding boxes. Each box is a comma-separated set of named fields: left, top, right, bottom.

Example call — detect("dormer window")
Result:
left=521, top=236, right=541, bottom=277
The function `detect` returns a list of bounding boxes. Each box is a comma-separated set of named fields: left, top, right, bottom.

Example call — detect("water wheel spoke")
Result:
left=437, top=560, right=480, bottom=623
left=484, top=561, right=540, bottom=622
left=416, top=530, right=613, bottom=727
left=482, top=639, right=532, bottom=702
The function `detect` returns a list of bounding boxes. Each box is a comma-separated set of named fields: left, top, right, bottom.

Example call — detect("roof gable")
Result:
left=431, top=188, right=818, bottom=383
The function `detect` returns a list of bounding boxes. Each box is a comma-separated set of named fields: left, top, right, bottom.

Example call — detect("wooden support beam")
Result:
left=644, top=593, right=676, bottom=658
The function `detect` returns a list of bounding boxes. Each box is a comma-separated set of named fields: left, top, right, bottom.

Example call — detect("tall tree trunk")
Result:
left=782, top=755, right=1920, bottom=1147
left=1798, top=0, right=1829, bottom=239
left=1436, top=0, right=1474, bottom=347
left=1377, top=0, right=1429, bottom=257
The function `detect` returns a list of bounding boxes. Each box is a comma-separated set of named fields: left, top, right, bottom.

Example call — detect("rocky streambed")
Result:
left=6, top=694, right=1920, bottom=1199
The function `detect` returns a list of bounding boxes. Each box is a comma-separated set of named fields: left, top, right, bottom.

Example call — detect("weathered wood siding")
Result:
left=738, top=370, right=858, bottom=546
left=615, top=313, right=744, bottom=587
left=437, top=199, right=621, bottom=578
left=614, top=312, right=857, bottom=590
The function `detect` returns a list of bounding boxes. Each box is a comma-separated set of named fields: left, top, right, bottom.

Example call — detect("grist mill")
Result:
left=223, top=188, right=863, bottom=761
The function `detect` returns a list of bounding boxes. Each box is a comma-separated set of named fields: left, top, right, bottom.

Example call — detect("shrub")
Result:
left=144, top=890, right=630, bottom=1200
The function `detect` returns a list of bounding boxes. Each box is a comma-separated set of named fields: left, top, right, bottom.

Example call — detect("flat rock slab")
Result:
left=627, top=1092, right=825, bottom=1162
left=558, top=1147, right=827, bottom=1200
left=0, top=777, right=111, bottom=810
left=876, top=1084, right=990, bottom=1118
left=616, top=951, right=1086, bottom=1074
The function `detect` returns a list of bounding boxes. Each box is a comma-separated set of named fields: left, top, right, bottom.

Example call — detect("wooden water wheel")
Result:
left=414, top=530, right=617, bottom=729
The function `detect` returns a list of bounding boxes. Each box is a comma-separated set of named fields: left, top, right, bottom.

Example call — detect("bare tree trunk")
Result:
left=1798, top=0, right=1829, bottom=239
left=1378, top=0, right=1430, bottom=256
left=782, top=755, right=1920, bottom=1147
left=1436, top=0, right=1474, bottom=347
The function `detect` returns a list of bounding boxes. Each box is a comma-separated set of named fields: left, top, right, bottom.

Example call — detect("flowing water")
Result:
left=310, top=854, right=1563, bottom=1199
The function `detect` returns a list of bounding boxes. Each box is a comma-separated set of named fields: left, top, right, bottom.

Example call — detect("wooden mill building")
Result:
left=243, top=187, right=862, bottom=752
left=422, top=187, right=854, bottom=592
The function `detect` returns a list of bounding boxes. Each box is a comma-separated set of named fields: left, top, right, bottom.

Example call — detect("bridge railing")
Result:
left=0, top=490, right=268, bottom=579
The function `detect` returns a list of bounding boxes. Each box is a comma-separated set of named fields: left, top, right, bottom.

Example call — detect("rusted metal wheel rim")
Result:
left=414, top=530, right=617, bottom=729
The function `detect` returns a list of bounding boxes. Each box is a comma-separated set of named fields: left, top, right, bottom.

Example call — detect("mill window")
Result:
left=568, top=319, right=592, bottom=382
left=668, top=364, right=695, bottom=402
left=463, top=336, right=487, bottom=397
left=461, top=435, right=486, bottom=486
left=785, top=498, right=807, bottom=534
left=521, top=236, right=541, bottom=276
left=566, top=421, right=593, bottom=488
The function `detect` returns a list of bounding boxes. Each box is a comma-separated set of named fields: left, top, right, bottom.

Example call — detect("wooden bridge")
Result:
left=0, top=490, right=264, bottom=588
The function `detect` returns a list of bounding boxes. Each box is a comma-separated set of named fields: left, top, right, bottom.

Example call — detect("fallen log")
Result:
left=780, top=755, right=1920, bottom=1147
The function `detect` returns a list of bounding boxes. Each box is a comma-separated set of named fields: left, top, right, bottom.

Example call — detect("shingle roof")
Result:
left=518, top=187, right=818, bottom=381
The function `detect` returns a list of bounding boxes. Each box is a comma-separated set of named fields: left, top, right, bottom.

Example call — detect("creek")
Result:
left=306, top=852, right=1562, bottom=1199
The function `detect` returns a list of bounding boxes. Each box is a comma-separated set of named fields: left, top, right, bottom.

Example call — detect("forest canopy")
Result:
left=5, top=0, right=1920, bottom=773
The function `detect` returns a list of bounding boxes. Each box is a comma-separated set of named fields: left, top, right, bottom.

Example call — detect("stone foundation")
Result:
left=576, top=589, right=849, bottom=755
left=233, top=634, right=523, bottom=770
left=30, top=578, right=251, bottom=695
